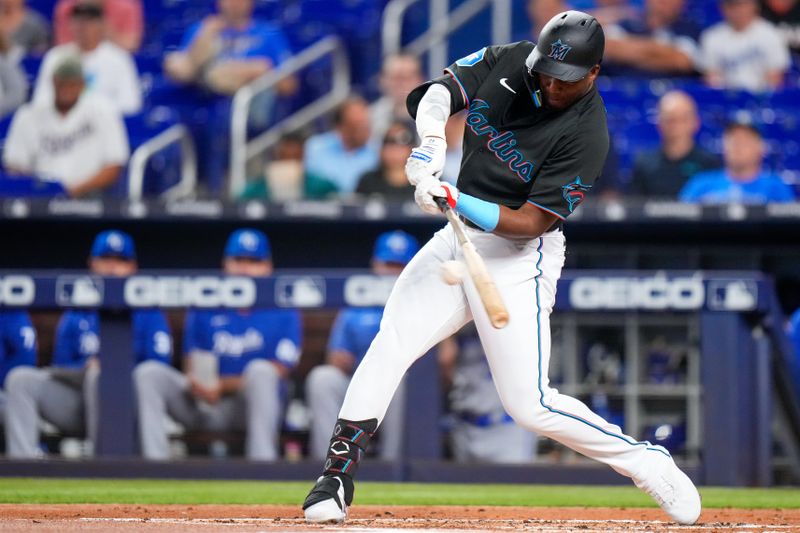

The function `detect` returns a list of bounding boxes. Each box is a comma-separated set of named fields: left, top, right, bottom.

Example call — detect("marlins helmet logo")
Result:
left=561, top=176, right=591, bottom=212
left=548, top=39, right=572, bottom=61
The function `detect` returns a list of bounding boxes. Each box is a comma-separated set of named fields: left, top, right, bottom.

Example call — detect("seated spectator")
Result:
left=370, top=54, right=423, bottom=142
left=237, top=132, right=305, bottom=201
left=306, top=230, right=418, bottom=461
left=304, top=97, right=379, bottom=197
left=525, top=0, right=570, bottom=39
left=163, top=0, right=295, bottom=97
left=700, top=0, right=790, bottom=92
left=54, top=0, right=142, bottom=52
left=4, top=57, right=130, bottom=197
left=135, top=229, right=302, bottom=461
left=761, top=0, right=800, bottom=55
left=439, top=326, right=536, bottom=463
left=356, top=122, right=416, bottom=200
left=5, top=230, right=172, bottom=458
left=0, top=311, right=36, bottom=425
left=33, top=1, right=142, bottom=115
left=631, top=91, right=720, bottom=198
left=0, top=0, right=49, bottom=58
left=0, top=33, right=27, bottom=119
left=680, top=122, right=795, bottom=203
left=604, top=0, right=701, bottom=76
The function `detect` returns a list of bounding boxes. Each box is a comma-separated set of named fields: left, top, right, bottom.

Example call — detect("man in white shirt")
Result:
left=4, top=57, right=130, bottom=197
left=369, top=54, right=423, bottom=143
left=32, top=1, right=141, bottom=115
left=700, top=0, right=790, bottom=92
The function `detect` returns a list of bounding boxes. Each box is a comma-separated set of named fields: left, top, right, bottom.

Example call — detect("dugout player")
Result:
left=5, top=230, right=172, bottom=458
left=303, top=11, right=701, bottom=525
left=306, top=230, right=419, bottom=461
left=0, top=312, right=37, bottom=426
left=135, top=229, right=302, bottom=461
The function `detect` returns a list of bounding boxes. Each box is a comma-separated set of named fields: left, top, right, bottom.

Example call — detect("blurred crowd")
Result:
left=0, top=0, right=796, bottom=202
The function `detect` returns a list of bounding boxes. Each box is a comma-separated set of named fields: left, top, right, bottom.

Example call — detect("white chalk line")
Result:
left=48, top=517, right=799, bottom=531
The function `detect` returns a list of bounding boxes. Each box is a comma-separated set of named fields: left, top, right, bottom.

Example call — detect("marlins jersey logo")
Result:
left=562, top=176, right=591, bottom=212
left=548, top=39, right=572, bottom=61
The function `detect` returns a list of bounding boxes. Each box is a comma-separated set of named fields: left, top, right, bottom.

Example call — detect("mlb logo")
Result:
left=275, top=276, right=326, bottom=308
left=707, top=280, right=758, bottom=311
left=56, top=276, right=104, bottom=307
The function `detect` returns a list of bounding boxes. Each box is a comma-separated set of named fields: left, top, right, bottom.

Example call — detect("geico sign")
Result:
left=124, top=276, right=256, bottom=308
left=0, top=276, right=35, bottom=306
left=569, top=276, right=704, bottom=310
left=344, top=275, right=396, bottom=307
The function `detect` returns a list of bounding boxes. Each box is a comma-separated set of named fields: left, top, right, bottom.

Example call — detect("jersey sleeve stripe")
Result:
left=526, top=200, right=566, bottom=220
left=443, top=68, right=470, bottom=108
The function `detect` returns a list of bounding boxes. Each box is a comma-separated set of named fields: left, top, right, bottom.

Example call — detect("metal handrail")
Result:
left=229, top=36, right=350, bottom=198
left=382, top=0, right=512, bottom=77
left=128, top=124, right=197, bottom=201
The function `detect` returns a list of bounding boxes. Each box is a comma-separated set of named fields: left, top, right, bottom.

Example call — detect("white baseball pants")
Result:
left=339, top=223, right=666, bottom=479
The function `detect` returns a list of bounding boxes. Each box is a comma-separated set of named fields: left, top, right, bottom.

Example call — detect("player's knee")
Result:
left=5, top=366, right=40, bottom=395
left=133, top=360, right=167, bottom=392
left=305, top=364, right=346, bottom=397
left=503, top=400, right=551, bottom=433
left=243, top=359, right=278, bottom=385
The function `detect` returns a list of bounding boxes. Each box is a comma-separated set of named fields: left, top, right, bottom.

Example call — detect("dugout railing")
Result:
left=0, top=270, right=797, bottom=487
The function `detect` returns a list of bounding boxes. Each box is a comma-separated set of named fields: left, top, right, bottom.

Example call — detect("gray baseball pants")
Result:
left=305, top=364, right=405, bottom=461
left=4, top=365, right=100, bottom=458
left=134, top=359, right=282, bottom=461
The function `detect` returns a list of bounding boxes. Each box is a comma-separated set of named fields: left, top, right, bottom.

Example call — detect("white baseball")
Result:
left=440, top=260, right=466, bottom=285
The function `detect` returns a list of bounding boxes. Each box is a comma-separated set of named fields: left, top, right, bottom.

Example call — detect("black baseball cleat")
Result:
left=302, top=474, right=353, bottom=523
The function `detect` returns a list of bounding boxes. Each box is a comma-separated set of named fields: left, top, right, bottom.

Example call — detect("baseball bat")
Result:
left=436, top=199, right=509, bottom=329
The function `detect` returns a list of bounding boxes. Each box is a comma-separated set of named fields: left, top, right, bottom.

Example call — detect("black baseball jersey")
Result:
left=407, top=41, right=609, bottom=221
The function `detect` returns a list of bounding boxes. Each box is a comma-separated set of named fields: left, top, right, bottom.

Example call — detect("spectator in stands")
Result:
left=163, top=0, right=295, bottom=97
left=700, top=0, right=790, bottom=92
left=304, top=97, right=379, bottom=197
left=238, top=132, right=306, bottom=201
left=4, top=57, right=130, bottom=197
left=370, top=54, right=423, bottom=142
left=603, top=0, right=701, bottom=76
left=0, top=311, right=36, bottom=429
left=787, top=307, right=800, bottom=395
left=33, top=2, right=142, bottom=115
left=54, top=0, right=143, bottom=52
left=630, top=91, right=720, bottom=198
left=526, top=0, right=569, bottom=38
left=0, top=0, right=49, bottom=58
left=761, top=0, right=800, bottom=55
left=439, top=327, right=536, bottom=463
left=135, top=229, right=302, bottom=461
left=306, top=230, right=418, bottom=461
left=356, top=122, right=416, bottom=200
left=5, top=230, right=172, bottom=459
left=0, top=33, right=27, bottom=118
left=680, top=122, right=795, bottom=203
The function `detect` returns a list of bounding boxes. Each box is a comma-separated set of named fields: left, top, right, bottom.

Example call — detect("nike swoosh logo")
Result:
left=499, top=78, right=516, bottom=94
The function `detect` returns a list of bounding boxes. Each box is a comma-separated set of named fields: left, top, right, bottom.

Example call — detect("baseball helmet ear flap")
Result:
left=526, top=10, right=605, bottom=82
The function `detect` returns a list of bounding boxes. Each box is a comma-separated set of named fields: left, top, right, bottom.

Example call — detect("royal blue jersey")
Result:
left=0, top=311, right=36, bottom=387
left=183, top=309, right=302, bottom=376
left=327, top=307, right=383, bottom=368
left=181, top=20, right=292, bottom=67
left=679, top=170, right=796, bottom=204
left=52, top=310, right=173, bottom=369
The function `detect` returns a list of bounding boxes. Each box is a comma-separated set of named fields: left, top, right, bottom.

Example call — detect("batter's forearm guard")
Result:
left=323, top=418, right=378, bottom=479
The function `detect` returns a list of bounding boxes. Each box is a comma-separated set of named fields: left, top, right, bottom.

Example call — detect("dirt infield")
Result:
left=0, top=504, right=799, bottom=532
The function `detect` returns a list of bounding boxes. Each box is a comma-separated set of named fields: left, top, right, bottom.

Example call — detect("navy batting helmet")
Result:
left=526, top=10, right=605, bottom=82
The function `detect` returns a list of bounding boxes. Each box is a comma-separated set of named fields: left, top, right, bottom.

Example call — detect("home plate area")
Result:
left=1, top=505, right=799, bottom=532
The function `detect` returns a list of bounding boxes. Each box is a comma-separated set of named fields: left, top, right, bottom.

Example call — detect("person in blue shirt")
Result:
left=0, top=311, right=37, bottom=426
left=163, top=0, right=295, bottom=97
left=306, top=230, right=419, bottom=460
left=135, top=229, right=302, bottom=461
left=680, top=122, right=796, bottom=204
left=5, top=230, right=172, bottom=458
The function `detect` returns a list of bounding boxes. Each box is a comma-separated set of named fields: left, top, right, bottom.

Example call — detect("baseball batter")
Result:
left=303, top=11, right=701, bottom=526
